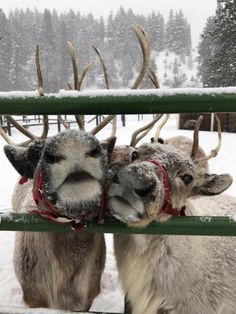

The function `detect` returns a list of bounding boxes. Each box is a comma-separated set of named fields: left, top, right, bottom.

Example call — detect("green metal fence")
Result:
left=0, top=88, right=236, bottom=236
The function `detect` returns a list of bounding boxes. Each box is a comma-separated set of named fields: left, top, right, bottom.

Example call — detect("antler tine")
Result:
left=40, top=115, right=49, bottom=138
left=76, top=61, right=94, bottom=130
left=0, top=126, right=14, bottom=145
left=92, top=45, right=109, bottom=89
left=92, top=45, right=117, bottom=137
left=68, top=41, right=95, bottom=131
left=35, top=46, right=49, bottom=139
left=1, top=45, right=49, bottom=146
left=191, top=115, right=204, bottom=160
left=91, top=115, right=116, bottom=135
left=148, top=68, right=160, bottom=89
left=4, top=115, right=37, bottom=140
left=58, top=115, right=70, bottom=130
left=131, top=25, right=150, bottom=89
left=153, top=114, right=170, bottom=142
left=130, top=114, right=163, bottom=147
left=67, top=41, right=78, bottom=90
left=195, top=114, right=222, bottom=164
left=0, top=125, right=34, bottom=147
left=36, top=45, right=44, bottom=96
left=77, top=61, right=94, bottom=91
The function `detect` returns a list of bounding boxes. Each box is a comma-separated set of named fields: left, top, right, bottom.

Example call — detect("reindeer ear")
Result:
left=101, top=137, right=117, bottom=160
left=4, top=145, right=28, bottom=177
left=4, top=140, right=45, bottom=179
left=193, top=173, right=233, bottom=195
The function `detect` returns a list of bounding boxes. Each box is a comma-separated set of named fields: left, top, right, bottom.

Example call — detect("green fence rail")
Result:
left=0, top=88, right=236, bottom=115
left=1, top=212, right=236, bottom=236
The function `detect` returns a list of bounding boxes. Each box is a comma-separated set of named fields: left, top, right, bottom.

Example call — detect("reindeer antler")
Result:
left=148, top=68, right=160, bottom=89
left=131, top=25, right=150, bottom=89
left=67, top=41, right=95, bottom=131
left=0, top=46, right=49, bottom=146
left=153, top=114, right=170, bottom=142
left=193, top=114, right=222, bottom=164
left=92, top=45, right=117, bottom=137
left=130, top=114, right=164, bottom=147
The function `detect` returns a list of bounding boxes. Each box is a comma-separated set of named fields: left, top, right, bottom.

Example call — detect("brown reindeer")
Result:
left=108, top=124, right=234, bottom=314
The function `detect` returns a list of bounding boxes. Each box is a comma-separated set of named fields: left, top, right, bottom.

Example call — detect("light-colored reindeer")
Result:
left=108, top=123, right=235, bottom=314
left=3, top=129, right=116, bottom=310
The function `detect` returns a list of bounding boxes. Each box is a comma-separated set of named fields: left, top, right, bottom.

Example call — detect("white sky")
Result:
left=0, top=0, right=217, bottom=46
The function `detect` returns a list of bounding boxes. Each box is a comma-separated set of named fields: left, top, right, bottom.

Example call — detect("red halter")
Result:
left=19, top=170, right=107, bottom=232
left=145, top=160, right=186, bottom=217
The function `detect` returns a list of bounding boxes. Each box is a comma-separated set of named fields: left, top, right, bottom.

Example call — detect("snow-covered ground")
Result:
left=0, top=114, right=236, bottom=313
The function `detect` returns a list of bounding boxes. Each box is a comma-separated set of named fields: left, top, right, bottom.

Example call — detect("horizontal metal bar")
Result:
left=1, top=212, right=236, bottom=236
left=0, top=88, right=236, bottom=115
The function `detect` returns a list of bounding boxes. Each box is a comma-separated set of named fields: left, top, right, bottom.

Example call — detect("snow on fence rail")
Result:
left=0, top=87, right=236, bottom=115
left=0, top=87, right=236, bottom=237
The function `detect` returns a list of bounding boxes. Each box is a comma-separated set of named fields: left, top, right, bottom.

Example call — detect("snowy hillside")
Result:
left=0, top=114, right=236, bottom=313
left=154, top=50, right=200, bottom=88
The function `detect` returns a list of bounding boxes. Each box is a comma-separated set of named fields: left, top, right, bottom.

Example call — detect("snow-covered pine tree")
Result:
left=198, top=0, right=236, bottom=87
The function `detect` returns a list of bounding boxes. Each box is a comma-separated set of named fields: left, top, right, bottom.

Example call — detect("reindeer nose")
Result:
left=134, top=182, right=156, bottom=198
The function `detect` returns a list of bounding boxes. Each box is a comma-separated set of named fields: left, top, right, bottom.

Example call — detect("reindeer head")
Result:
left=109, top=119, right=232, bottom=227
left=4, top=130, right=116, bottom=222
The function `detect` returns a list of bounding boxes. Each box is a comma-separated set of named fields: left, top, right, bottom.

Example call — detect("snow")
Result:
left=0, top=114, right=236, bottom=313
left=0, top=86, right=236, bottom=100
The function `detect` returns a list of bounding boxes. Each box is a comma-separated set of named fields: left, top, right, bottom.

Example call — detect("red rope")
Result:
left=145, top=160, right=185, bottom=217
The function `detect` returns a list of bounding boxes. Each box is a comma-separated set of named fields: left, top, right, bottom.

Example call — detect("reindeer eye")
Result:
left=131, top=151, right=139, bottom=162
left=87, top=146, right=101, bottom=158
left=180, top=174, right=193, bottom=185
left=45, top=152, right=64, bottom=164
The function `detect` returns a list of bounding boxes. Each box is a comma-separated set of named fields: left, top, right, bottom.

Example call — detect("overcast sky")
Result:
left=1, top=0, right=217, bottom=46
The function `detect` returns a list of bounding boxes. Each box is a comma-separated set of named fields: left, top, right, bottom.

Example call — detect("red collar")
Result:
left=145, top=160, right=186, bottom=217
left=20, top=170, right=107, bottom=232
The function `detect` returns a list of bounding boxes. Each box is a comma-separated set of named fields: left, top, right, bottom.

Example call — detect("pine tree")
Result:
left=165, top=10, right=176, bottom=51
left=0, top=9, right=12, bottom=90
left=198, top=0, right=236, bottom=87
left=148, top=11, right=165, bottom=51
left=198, top=17, right=216, bottom=86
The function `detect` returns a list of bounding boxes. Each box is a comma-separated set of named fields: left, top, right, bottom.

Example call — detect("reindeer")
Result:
left=108, top=123, right=235, bottom=314
left=0, top=25, right=151, bottom=310
left=3, top=127, right=117, bottom=310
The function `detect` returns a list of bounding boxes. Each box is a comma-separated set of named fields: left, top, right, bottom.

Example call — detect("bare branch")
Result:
left=92, top=45, right=109, bottom=89
left=131, top=25, right=150, bottom=89
left=91, top=115, right=116, bottom=135
left=130, top=114, right=163, bottom=147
